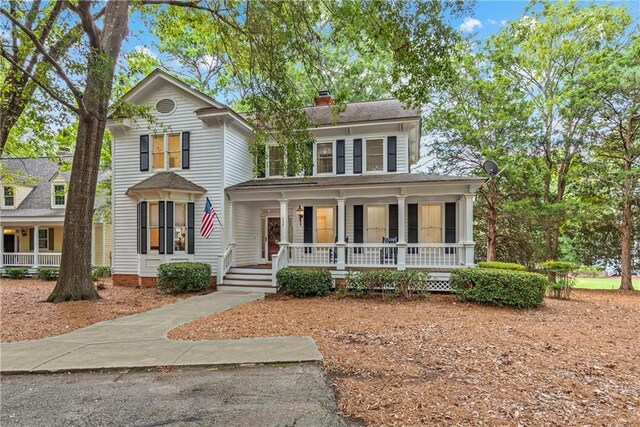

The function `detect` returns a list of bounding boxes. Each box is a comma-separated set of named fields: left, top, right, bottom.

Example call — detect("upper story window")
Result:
left=153, top=133, right=181, bottom=170
left=3, top=186, right=15, bottom=207
left=316, top=142, right=333, bottom=174
left=366, top=138, right=384, bottom=172
left=420, top=204, right=442, bottom=243
left=269, top=147, right=284, bottom=177
left=53, top=184, right=66, bottom=207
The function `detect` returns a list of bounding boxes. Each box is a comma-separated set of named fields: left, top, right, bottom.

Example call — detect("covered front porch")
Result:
left=220, top=175, right=483, bottom=288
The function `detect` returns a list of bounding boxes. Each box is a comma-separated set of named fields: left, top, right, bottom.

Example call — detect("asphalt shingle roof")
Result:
left=304, top=99, right=420, bottom=126
left=126, top=172, right=206, bottom=195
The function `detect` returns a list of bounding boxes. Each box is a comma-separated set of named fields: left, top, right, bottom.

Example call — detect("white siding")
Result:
left=112, top=85, right=224, bottom=276
left=233, top=202, right=261, bottom=265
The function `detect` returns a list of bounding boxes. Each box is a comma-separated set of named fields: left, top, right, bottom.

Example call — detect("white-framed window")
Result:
left=315, top=206, right=335, bottom=243
left=152, top=133, right=181, bottom=170
left=38, top=228, right=49, bottom=250
left=174, top=203, right=187, bottom=252
left=268, top=146, right=284, bottom=177
left=316, top=142, right=333, bottom=174
left=3, top=186, right=15, bottom=207
left=53, top=184, right=66, bottom=207
left=420, top=204, right=443, bottom=243
left=366, top=205, right=387, bottom=243
left=365, top=138, right=384, bottom=172
left=149, top=202, right=160, bottom=252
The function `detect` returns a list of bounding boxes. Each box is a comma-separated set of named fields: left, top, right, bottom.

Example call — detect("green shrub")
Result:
left=37, top=268, right=59, bottom=281
left=276, top=268, right=332, bottom=298
left=91, top=266, right=112, bottom=281
left=157, top=262, right=212, bottom=294
left=540, top=261, right=578, bottom=299
left=450, top=268, right=547, bottom=309
left=477, top=261, right=526, bottom=271
left=345, top=269, right=430, bottom=299
left=575, top=265, right=603, bottom=278
left=4, top=268, right=28, bottom=279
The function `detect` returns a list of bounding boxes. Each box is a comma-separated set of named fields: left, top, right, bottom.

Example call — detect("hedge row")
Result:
left=276, top=268, right=333, bottom=298
left=477, top=261, right=526, bottom=271
left=157, top=262, right=212, bottom=294
left=450, top=267, right=547, bottom=309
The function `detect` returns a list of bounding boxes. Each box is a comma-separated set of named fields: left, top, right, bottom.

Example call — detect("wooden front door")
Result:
left=267, top=217, right=281, bottom=261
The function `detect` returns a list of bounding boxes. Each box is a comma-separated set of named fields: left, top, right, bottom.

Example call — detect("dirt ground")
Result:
left=170, top=290, right=640, bottom=426
left=1, top=278, right=211, bottom=343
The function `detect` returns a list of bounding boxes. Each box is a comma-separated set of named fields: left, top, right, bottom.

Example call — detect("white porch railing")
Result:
left=405, top=244, right=463, bottom=269
left=217, top=245, right=234, bottom=285
left=271, top=245, right=288, bottom=287
left=285, top=243, right=464, bottom=269
left=2, top=252, right=63, bottom=267
left=288, top=243, right=336, bottom=267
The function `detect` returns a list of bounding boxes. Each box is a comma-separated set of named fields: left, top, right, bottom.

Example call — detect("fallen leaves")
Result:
left=170, top=290, right=640, bottom=426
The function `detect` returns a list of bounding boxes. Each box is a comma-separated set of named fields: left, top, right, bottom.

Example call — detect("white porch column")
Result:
left=0, top=225, right=4, bottom=268
left=279, top=199, right=289, bottom=245
left=33, top=225, right=39, bottom=268
left=463, top=193, right=476, bottom=266
left=396, top=196, right=406, bottom=270
left=228, top=200, right=236, bottom=245
left=336, top=197, right=346, bottom=270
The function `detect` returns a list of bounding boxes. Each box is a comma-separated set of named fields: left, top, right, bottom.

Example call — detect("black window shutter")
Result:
left=353, top=205, right=364, bottom=243
left=166, top=201, right=174, bottom=254
left=287, top=155, right=295, bottom=177
left=182, top=132, right=190, bottom=169
left=336, top=139, right=345, bottom=174
left=353, top=138, right=362, bottom=174
left=303, top=206, right=313, bottom=243
left=388, top=204, right=398, bottom=239
left=304, top=142, right=313, bottom=176
left=140, top=135, right=149, bottom=172
left=140, top=201, right=147, bottom=254
left=256, top=145, right=266, bottom=178
left=387, top=136, right=397, bottom=172
left=158, top=201, right=165, bottom=254
left=136, top=203, right=140, bottom=254
left=48, top=228, right=54, bottom=251
left=187, top=202, right=195, bottom=254
left=29, top=228, right=34, bottom=251
left=408, top=204, right=418, bottom=244
left=445, top=202, right=456, bottom=253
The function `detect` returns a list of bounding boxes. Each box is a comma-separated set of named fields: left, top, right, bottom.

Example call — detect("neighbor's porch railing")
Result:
left=286, top=243, right=464, bottom=269
left=2, top=252, right=62, bottom=267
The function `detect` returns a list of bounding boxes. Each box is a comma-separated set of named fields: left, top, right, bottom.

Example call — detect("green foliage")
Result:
left=575, top=265, right=604, bottom=278
left=4, top=268, right=28, bottom=279
left=540, top=261, right=578, bottom=299
left=539, top=261, right=578, bottom=274
left=37, top=268, right=59, bottom=281
left=157, top=262, right=211, bottom=294
left=450, top=268, right=547, bottom=309
left=477, top=261, right=526, bottom=271
left=345, top=269, right=430, bottom=299
left=276, top=268, right=333, bottom=298
left=91, top=266, right=112, bottom=281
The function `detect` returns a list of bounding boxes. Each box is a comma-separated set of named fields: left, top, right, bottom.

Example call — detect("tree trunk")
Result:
left=619, top=159, right=635, bottom=291
left=486, top=202, right=497, bottom=262
left=47, top=0, right=129, bottom=302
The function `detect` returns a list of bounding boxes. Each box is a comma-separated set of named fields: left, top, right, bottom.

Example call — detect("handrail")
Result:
left=271, top=245, right=287, bottom=287
left=217, top=245, right=234, bottom=285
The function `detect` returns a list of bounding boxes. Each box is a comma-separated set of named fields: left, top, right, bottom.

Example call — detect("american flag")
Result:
left=200, top=197, right=217, bottom=239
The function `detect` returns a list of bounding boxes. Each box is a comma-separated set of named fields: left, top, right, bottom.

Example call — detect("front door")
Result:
left=4, top=234, right=16, bottom=253
left=267, top=217, right=281, bottom=261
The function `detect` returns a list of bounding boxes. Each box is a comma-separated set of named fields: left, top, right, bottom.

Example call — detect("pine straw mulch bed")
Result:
left=1, top=278, right=213, bottom=343
left=170, top=289, right=640, bottom=426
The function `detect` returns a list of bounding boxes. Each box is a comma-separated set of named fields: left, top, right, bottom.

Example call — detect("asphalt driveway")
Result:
left=1, top=364, right=347, bottom=427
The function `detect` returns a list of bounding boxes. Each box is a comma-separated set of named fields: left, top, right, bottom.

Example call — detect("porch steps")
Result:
left=218, top=267, right=277, bottom=294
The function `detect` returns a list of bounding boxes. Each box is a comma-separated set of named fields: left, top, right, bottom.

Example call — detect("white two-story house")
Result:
left=108, top=69, right=484, bottom=291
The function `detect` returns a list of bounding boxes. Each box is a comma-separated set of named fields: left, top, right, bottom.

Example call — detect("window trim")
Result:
left=314, top=141, right=335, bottom=176
left=52, top=184, right=66, bottom=208
left=314, top=205, right=336, bottom=244
left=267, top=145, right=285, bottom=178
left=145, top=200, right=191, bottom=254
left=3, top=186, right=15, bottom=208
left=363, top=204, right=388, bottom=243
left=173, top=202, right=188, bottom=253
left=418, top=202, right=445, bottom=243
left=38, top=228, right=49, bottom=251
left=148, top=201, right=161, bottom=253
left=363, top=137, right=386, bottom=174
left=151, top=132, right=182, bottom=171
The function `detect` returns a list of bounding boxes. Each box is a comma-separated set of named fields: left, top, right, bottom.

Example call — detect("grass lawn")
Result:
left=575, top=276, right=638, bottom=290
left=171, top=290, right=640, bottom=426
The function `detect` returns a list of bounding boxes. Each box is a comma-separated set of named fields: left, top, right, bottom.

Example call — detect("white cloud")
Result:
left=132, top=45, right=158, bottom=60
left=500, top=20, right=508, bottom=26
left=459, top=17, right=483, bottom=33
left=487, top=19, right=497, bottom=25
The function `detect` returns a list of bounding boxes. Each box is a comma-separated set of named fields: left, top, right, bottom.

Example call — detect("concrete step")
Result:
left=222, top=279, right=273, bottom=287
left=228, top=267, right=272, bottom=275
left=217, top=285, right=277, bottom=294
left=224, top=273, right=273, bottom=282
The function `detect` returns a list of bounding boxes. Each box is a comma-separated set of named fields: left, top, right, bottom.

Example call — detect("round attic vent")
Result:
left=156, top=98, right=176, bottom=114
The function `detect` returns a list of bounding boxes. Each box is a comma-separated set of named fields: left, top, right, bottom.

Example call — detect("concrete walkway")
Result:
left=0, top=291, right=322, bottom=374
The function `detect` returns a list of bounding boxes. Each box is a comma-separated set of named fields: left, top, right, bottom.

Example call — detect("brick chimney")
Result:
left=313, top=90, right=333, bottom=106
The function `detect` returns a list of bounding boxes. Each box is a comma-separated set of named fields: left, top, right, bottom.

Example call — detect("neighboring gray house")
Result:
left=108, top=69, right=484, bottom=292
left=0, top=157, right=112, bottom=271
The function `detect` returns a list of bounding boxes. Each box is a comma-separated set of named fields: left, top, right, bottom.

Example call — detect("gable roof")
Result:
left=304, top=99, right=420, bottom=127
left=126, top=172, right=207, bottom=196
